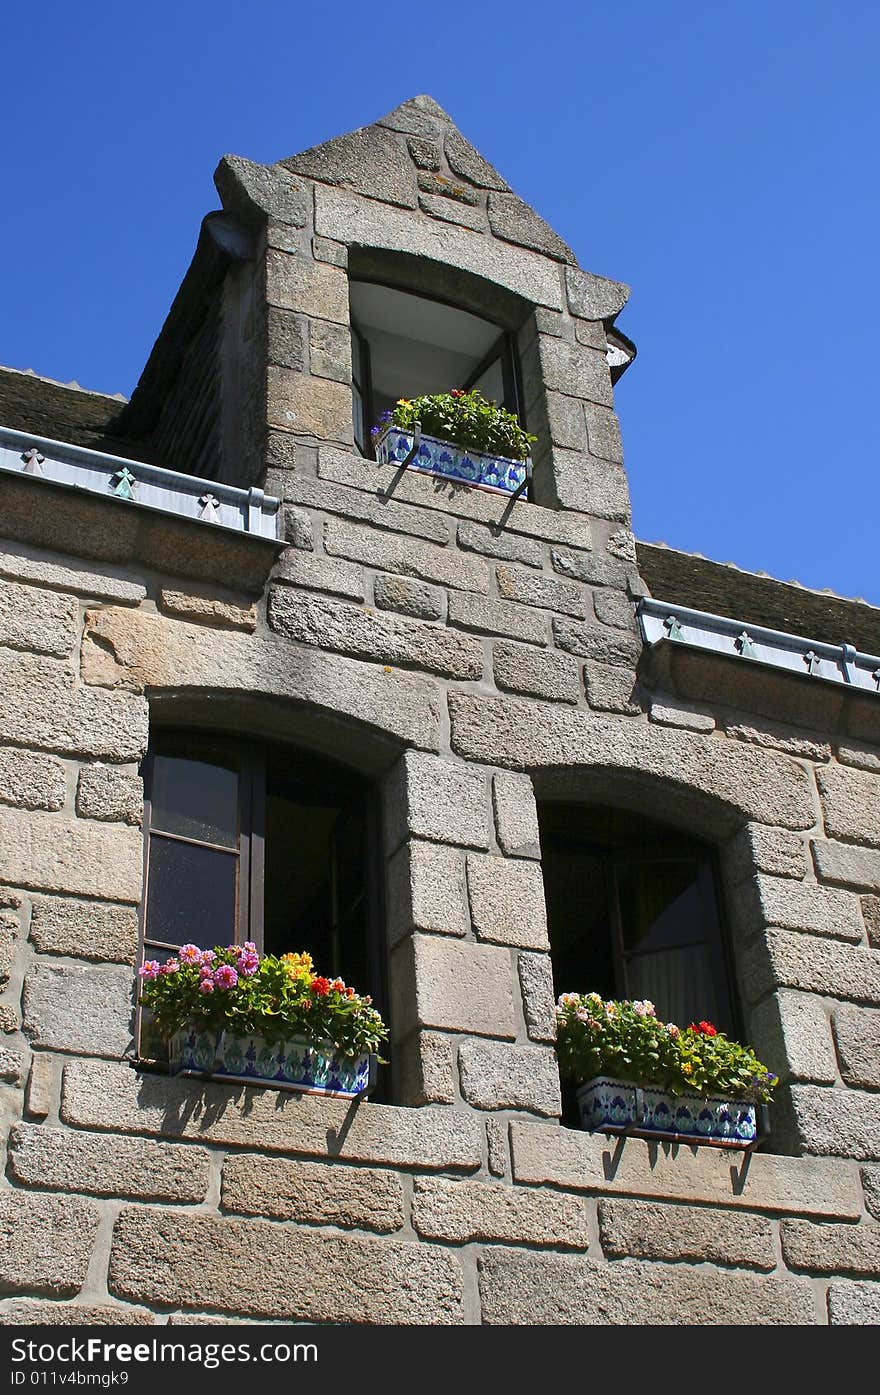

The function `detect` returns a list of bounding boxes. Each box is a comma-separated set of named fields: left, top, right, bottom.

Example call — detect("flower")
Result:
left=554, top=993, right=778, bottom=1104
left=138, top=943, right=388, bottom=1062
left=377, top=389, right=536, bottom=463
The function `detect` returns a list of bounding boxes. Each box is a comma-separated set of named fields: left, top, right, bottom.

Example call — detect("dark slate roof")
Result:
left=0, top=365, right=151, bottom=462
left=637, top=540, right=880, bottom=656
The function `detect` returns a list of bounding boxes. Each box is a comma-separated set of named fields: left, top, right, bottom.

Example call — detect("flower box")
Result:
left=575, top=1075, right=759, bottom=1148
left=169, top=1025, right=375, bottom=1098
left=374, top=423, right=528, bottom=498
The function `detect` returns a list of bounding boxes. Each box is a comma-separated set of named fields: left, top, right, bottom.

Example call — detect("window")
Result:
left=137, top=732, right=384, bottom=1057
left=538, top=802, right=736, bottom=1116
left=349, top=280, right=522, bottom=456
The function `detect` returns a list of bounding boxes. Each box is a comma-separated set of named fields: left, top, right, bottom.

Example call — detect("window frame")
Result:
left=137, top=731, right=387, bottom=1056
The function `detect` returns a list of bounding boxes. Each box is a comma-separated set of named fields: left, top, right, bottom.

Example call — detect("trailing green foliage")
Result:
left=377, top=389, right=536, bottom=461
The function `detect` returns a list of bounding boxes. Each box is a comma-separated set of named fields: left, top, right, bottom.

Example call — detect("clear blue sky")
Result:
left=4, top=3, right=879, bottom=607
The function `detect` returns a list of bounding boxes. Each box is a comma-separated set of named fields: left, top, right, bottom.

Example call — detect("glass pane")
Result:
left=146, top=835, right=238, bottom=948
left=617, top=861, right=704, bottom=954
left=263, top=792, right=337, bottom=964
left=470, top=356, right=505, bottom=407
left=150, top=752, right=239, bottom=848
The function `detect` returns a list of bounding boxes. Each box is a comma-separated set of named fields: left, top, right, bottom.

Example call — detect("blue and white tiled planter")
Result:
left=169, top=1026, right=373, bottom=1098
left=374, top=424, right=529, bottom=497
left=575, top=1075, right=759, bottom=1148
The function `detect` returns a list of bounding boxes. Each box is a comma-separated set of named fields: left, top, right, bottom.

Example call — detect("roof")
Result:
left=636, top=540, right=880, bottom=655
left=0, top=365, right=147, bottom=461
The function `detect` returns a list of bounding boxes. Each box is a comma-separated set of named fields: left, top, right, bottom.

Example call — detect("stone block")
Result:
left=862, top=1166, right=880, bottom=1221
left=552, top=617, right=641, bottom=665
left=487, top=192, right=575, bottom=261
left=486, top=1117, right=508, bottom=1176
left=466, top=853, right=549, bottom=949
left=0, top=910, right=16, bottom=982
left=308, top=318, right=352, bottom=382
left=649, top=699, right=715, bottom=733
left=29, top=896, right=139, bottom=964
left=314, top=185, right=562, bottom=309
left=0, top=747, right=66, bottom=811
left=724, top=721, right=831, bottom=762
left=0, top=1192, right=99, bottom=1297
left=324, top=519, right=486, bottom=593
left=266, top=306, right=306, bottom=371
left=782, top=1219, right=880, bottom=1276
left=0, top=1004, right=20, bottom=1033
left=550, top=546, right=632, bottom=590
left=407, top=137, right=440, bottom=169
left=457, top=521, right=543, bottom=569
left=0, top=578, right=77, bottom=657
left=813, top=840, right=880, bottom=893
left=393, top=1030, right=456, bottom=1106
left=25, top=1053, right=54, bottom=1118
left=0, top=1044, right=25, bottom=1084
left=447, top=592, right=547, bottom=646
left=62, top=1058, right=483, bottom=1170
left=734, top=876, right=865, bottom=943
left=418, top=193, right=486, bottom=231
left=493, top=772, right=541, bottom=859
left=288, top=466, right=452, bottom=544
left=832, top=1004, right=880, bottom=1090
left=281, top=505, right=314, bottom=550
left=158, top=590, right=257, bottom=631
left=9, top=1123, right=211, bottom=1202
left=493, top=640, right=580, bottom=704
left=0, top=547, right=146, bottom=604
left=22, top=963, right=133, bottom=1057
left=0, top=1301, right=155, bottom=1325
left=0, top=806, right=142, bottom=902
left=864, top=896, right=880, bottom=948
left=273, top=550, right=364, bottom=600
left=584, top=660, right=641, bottom=714
left=564, top=266, right=630, bottom=320
left=81, top=606, right=442, bottom=753
left=518, top=952, right=557, bottom=1042
left=818, top=765, right=880, bottom=848
left=384, top=751, right=489, bottom=852
left=789, top=1084, right=880, bottom=1160
left=0, top=649, right=148, bottom=761
left=827, top=1280, right=880, bottom=1324
left=286, top=122, right=418, bottom=208
left=109, top=1207, right=463, bottom=1323
left=837, top=743, right=880, bottom=773
left=495, top=564, right=590, bottom=618
left=458, top=1038, right=561, bottom=1116
left=550, top=452, right=631, bottom=523
left=535, top=337, right=613, bottom=408
left=478, top=1248, right=813, bottom=1325
left=721, top=825, right=807, bottom=885
left=373, top=574, right=443, bottom=621
left=510, top=1120, right=861, bottom=1218
left=215, top=154, right=309, bottom=227
left=541, top=392, right=587, bottom=451
left=747, top=991, right=837, bottom=1085
left=413, top=1177, right=587, bottom=1247
left=739, top=930, right=880, bottom=1006
left=266, top=367, right=351, bottom=442
left=390, top=935, right=515, bottom=1040
left=417, top=171, right=480, bottom=204
left=597, top=1198, right=775, bottom=1270
left=584, top=404, right=624, bottom=463
left=75, top=765, right=143, bottom=826
left=386, top=839, right=469, bottom=946
left=221, top=1155, right=405, bottom=1231
left=593, top=588, right=636, bottom=630
left=267, top=589, right=482, bottom=679
left=265, top=249, right=348, bottom=321
left=448, top=692, right=817, bottom=832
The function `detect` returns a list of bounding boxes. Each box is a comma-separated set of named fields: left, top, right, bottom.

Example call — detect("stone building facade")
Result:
left=0, top=96, right=878, bottom=1326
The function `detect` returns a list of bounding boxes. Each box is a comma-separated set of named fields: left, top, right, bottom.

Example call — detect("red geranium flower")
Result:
left=450, top=389, right=465, bottom=397
left=311, top=976, right=330, bottom=997
left=689, top=1020, right=718, bottom=1036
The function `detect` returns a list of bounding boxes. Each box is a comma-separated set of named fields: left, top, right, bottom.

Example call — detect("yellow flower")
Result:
left=281, top=951, right=314, bottom=982
left=681, top=1061, right=693, bottom=1075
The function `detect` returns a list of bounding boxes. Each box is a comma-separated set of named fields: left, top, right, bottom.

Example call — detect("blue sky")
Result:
left=4, top=3, right=879, bottom=608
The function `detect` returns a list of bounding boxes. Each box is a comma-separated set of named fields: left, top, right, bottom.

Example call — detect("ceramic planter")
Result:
left=374, top=424, right=528, bottom=497
left=169, top=1025, right=374, bottom=1097
left=575, top=1075, right=759, bottom=1148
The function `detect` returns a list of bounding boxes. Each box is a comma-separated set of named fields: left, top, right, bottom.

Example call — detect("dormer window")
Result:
left=349, top=281, right=522, bottom=457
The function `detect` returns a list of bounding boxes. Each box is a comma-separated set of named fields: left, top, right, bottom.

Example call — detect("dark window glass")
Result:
left=150, top=752, right=239, bottom=848
left=146, top=837, right=238, bottom=948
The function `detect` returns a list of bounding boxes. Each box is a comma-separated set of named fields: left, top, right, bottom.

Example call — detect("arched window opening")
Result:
left=538, top=802, right=736, bottom=1035
left=349, top=280, right=522, bottom=457
left=137, top=731, right=384, bottom=1062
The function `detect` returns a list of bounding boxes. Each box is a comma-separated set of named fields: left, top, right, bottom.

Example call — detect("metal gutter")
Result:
left=0, top=423, right=280, bottom=541
left=639, top=597, right=880, bottom=698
